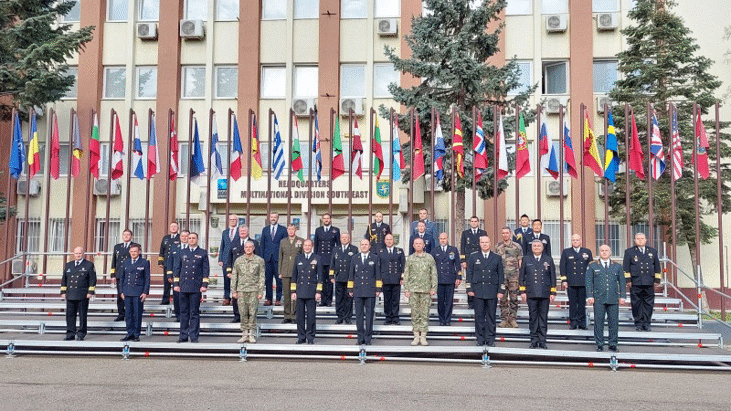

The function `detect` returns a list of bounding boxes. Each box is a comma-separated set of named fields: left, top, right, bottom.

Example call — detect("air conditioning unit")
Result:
left=93, top=179, right=121, bottom=196
left=180, top=19, right=205, bottom=39
left=596, top=13, right=619, bottom=31
left=292, top=98, right=316, bottom=117
left=16, top=179, right=40, bottom=196
left=546, top=180, right=569, bottom=197
left=544, top=97, right=567, bottom=114
left=596, top=96, right=613, bottom=114
left=597, top=182, right=615, bottom=197
left=545, top=15, right=567, bottom=33
left=137, top=22, right=158, bottom=40
left=377, top=19, right=398, bottom=36
left=12, top=259, right=37, bottom=274
left=340, top=98, right=365, bottom=116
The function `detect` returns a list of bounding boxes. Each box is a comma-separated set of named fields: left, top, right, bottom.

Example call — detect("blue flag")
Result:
left=433, top=116, right=446, bottom=181
left=9, top=113, right=25, bottom=179
left=210, top=115, right=223, bottom=180
left=272, top=113, right=286, bottom=180
left=603, top=111, right=620, bottom=183
left=132, top=115, right=145, bottom=180
left=190, top=119, right=206, bottom=185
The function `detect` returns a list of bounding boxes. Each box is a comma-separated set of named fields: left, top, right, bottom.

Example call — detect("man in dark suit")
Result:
left=314, top=213, right=340, bottom=306
left=623, top=232, right=662, bottom=331
left=174, top=232, right=210, bottom=343
left=466, top=236, right=504, bottom=346
left=409, top=221, right=434, bottom=255
left=377, top=234, right=406, bottom=325
left=61, top=246, right=97, bottom=341
left=218, top=215, right=240, bottom=306
left=119, top=243, right=150, bottom=342
left=110, top=229, right=133, bottom=321
left=461, top=216, right=486, bottom=310
left=409, top=208, right=436, bottom=238
left=587, top=244, right=626, bottom=352
left=226, top=225, right=260, bottom=322
left=514, top=214, right=531, bottom=244
left=432, top=232, right=462, bottom=326
left=559, top=234, right=593, bottom=330
left=329, top=233, right=358, bottom=324
left=261, top=213, right=288, bottom=306
left=157, top=222, right=180, bottom=305
left=365, top=211, right=391, bottom=252
left=165, top=230, right=189, bottom=322
left=519, top=239, right=557, bottom=349
left=348, top=239, right=381, bottom=345
left=291, top=239, right=323, bottom=344
left=521, top=219, right=551, bottom=257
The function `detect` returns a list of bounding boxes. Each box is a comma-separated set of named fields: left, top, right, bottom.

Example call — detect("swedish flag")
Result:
left=604, top=112, right=620, bottom=182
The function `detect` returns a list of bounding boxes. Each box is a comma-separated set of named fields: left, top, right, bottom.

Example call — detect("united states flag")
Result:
left=650, top=108, right=666, bottom=180
left=671, top=107, right=683, bottom=181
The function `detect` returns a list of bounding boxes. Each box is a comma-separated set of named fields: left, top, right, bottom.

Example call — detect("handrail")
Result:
left=664, top=258, right=731, bottom=303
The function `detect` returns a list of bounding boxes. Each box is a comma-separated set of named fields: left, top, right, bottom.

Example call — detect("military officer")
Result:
left=466, top=236, right=505, bottom=346
left=118, top=243, right=149, bottom=342
left=231, top=240, right=266, bottom=343
left=623, top=232, right=661, bottom=331
left=587, top=244, right=626, bottom=352
left=495, top=226, right=523, bottom=328
left=460, top=216, right=487, bottom=310
left=314, top=213, right=340, bottom=307
left=110, top=229, right=133, bottom=321
left=157, top=222, right=180, bottom=305
left=165, top=230, right=189, bottom=322
left=218, top=215, right=240, bottom=306
left=403, top=237, right=438, bottom=346
left=329, top=233, right=358, bottom=324
left=291, top=239, right=323, bottom=344
left=521, top=219, right=551, bottom=257
left=348, top=239, right=382, bottom=345
left=173, top=232, right=210, bottom=343
left=410, top=208, right=437, bottom=238
left=278, top=224, right=304, bottom=324
left=61, top=246, right=96, bottom=341
left=409, top=221, right=434, bottom=255
left=514, top=214, right=531, bottom=243
left=431, top=233, right=461, bottom=326
left=519, top=239, right=557, bottom=349
left=559, top=234, right=593, bottom=330
left=226, top=225, right=260, bottom=323
left=261, top=213, right=288, bottom=306
left=377, top=234, right=406, bottom=325
left=365, top=211, right=391, bottom=251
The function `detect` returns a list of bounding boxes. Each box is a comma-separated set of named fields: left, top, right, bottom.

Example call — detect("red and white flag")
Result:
left=169, top=114, right=179, bottom=180
left=351, top=118, right=363, bottom=179
left=671, top=107, right=683, bottom=181
left=111, top=113, right=125, bottom=180
left=695, top=110, right=710, bottom=180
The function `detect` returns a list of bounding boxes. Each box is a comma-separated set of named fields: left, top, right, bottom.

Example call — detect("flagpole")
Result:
left=369, top=108, right=374, bottom=223
left=409, top=108, right=414, bottom=232
left=225, top=109, right=233, bottom=226
left=124, top=109, right=133, bottom=230
left=22, top=108, right=34, bottom=277
left=389, top=108, right=395, bottom=230
left=164, top=109, right=173, bottom=228
left=558, top=104, right=565, bottom=254
left=625, top=104, right=631, bottom=249
left=205, top=109, right=214, bottom=250
left=186, top=108, right=194, bottom=230
left=603, top=103, right=609, bottom=245
left=536, top=104, right=542, bottom=221
left=515, top=103, right=520, bottom=227
left=348, top=108, right=354, bottom=238
left=63, top=109, right=75, bottom=254
left=647, top=102, right=654, bottom=247
left=669, top=103, right=677, bottom=286
left=287, top=109, right=294, bottom=225
left=103, top=108, right=115, bottom=276
left=715, top=102, right=726, bottom=319
left=329, top=108, right=335, bottom=216
left=4, top=109, right=17, bottom=280
left=84, top=109, right=94, bottom=257
left=492, top=105, right=498, bottom=241
left=692, top=102, right=701, bottom=284
left=451, top=106, right=456, bottom=244
left=144, top=109, right=152, bottom=252
left=246, top=109, right=254, bottom=227
left=307, top=109, right=314, bottom=239
left=580, top=103, right=586, bottom=242
left=41, top=108, right=54, bottom=279
left=472, top=106, right=477, bottom=218
left=430, top=107, right=436, bottom=222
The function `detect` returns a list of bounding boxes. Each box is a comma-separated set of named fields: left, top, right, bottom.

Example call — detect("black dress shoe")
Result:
left=539, top=343, right=548, bottom=349
left=175, top=317, right=180, bottom=322
left=120, top=336, right=132, bottom=341
left=230, top=318, right=240, bottom=323
left=296, top=340, right=306, bottom=344
left=569, top=325, right=577, bottom=330
left=486, top=342, right=495, bottom=347
left=177, top=338, right=187, bottom=343
left=596, top=346, right=604, bottom=352
left=635, top=326, right=642, bottom=331
left=160, top=301, right=170, bottom=305
left=63, top=336, right=74, bottom=341
left=383, top=320, right=391, bottom=325
left=393, top=321, right=400, bottom=325
left=307, top=340, right=314, bottom=344
left=608, top=346, right=619, bottom=352
left=76, top=336, right=85, bottom=341
left=578, top=326, right=588, bottom=330
left=445, top=322, right=451, bottom=326
left=644, top=325, right=652, bottom=332
left=133, top=337, right=140, bottom=342
left=476, top=341, right=485, bottom=346
left=114, top=316, right=125, bottom=321
left=344, top=320, right=352, bottom=325
left=529, top=343, right=538, bottom=349
left=335, top=319, right=344, bottom=324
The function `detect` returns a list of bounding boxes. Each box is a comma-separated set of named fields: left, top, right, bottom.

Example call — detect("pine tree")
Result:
left=607, top=0, right=731, bottom=267
left=383, top=0, right=534, bottom=233
left=0, top=0, right=93, bottom=120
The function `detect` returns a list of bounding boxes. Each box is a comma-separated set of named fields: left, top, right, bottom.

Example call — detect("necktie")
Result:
left=473, top=230, right=476, bottom=235
left=271, top=226, right=275, bottom=238
left=75, top=261, right=80, bottom=267
left=389, top=248, right=393, bottom=255
left=443, top=246, right=446, bottom=252
left=483, top=253, right=488, bottom=259
left=362, top=255, right=366, bottom=264
left=230, top=228, right=235, bottom=241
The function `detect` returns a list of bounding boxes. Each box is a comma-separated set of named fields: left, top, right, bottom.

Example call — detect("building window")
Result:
left=262, top=0, right=287, bottom=20
left=49, top=218, right=68, bottom=253
left=542, top=61, right=568, bottom=95
left=595, top=222, right=621, bottom=255
left=55, top=144, right=71, bottom=177
left=62, top=1, right=81, bottom=22
left=542, top=0, right=568, bottom=14
left=104, top=67, right=126, bottom=99
left=340, top=64, right=365, bottom=98
left=182, top=66, right=206, bottom=98
left=136, top=66, right=157, bottom=99
left=108, top=0, right=129, bottom=21
left=375, top=0, right=400, bottom=18
left=217, top=0, right=239, bottom=20
left=99, top=143, right=111, bottom=178
left=95, top=219, right=121, bottom=253
left=593, top=0, right=618, bottom=12
left=293, top=66, right=318, bottom=98
left=294, top=0, right=319, bottom=19
left=139, top=0, right=160, bottom=21
left=185, top=0, right=208, bottom=20
left=179, top=142, right=190, bottom=176
left=130, top=219, right=153, bottom=249
left=541, top=220, right=571, bottom=258
left=63, top=67, right=78, bottom=99
left=215, top=66, right=238, bottom=98
left=509, top=61, right=532, bottom=95
left=374, top=63, right=399, bottom=98
left=176, top=217, right=203, bottom=244
left=15, top=219, right=41, bottom=254
left=261, top=66, right=286, bottom=99
left=506, top=0, right=532, bottom=15
left=341, top=0, right=367, bottom=19
left=593, top=60, right=618, bottom=94
left=259, top=141, right=271, bottom=170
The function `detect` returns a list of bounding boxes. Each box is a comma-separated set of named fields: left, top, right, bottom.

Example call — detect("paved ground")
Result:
left=2, top=356, right=730, bottom=410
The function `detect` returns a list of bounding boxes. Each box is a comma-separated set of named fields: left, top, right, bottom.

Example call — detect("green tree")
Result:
left=0, top=0, right=93, bottom=120
left=607, top=0, right=731, bottom=268
left=383, top=0, right=535, bottom=232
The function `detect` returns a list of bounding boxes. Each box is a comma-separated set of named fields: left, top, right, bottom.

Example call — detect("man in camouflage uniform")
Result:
left=402, top=237, right=438, bottom=346
left=231, top=240, right=266, bottom=343
left=495, top=226, right=523, bottom=328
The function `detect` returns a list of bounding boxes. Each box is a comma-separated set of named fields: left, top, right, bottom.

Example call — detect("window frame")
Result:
left=136, top=65, right=158, bottom=99
left=107, top=0, right=129, bottom=22
left=62, top=1, right=81, bottom=22
left=293, top=65, right=319, bottom=98
left=542, top=60, right=569, bottom=95
left=103, top=66, right=127, bottom=100
left=216, top=0, right=239, bottom=21
left=374, top=0, right=400, bottom=18
left=139, top=0, right=160, bottom=21
left=215, top=65, right=238, bottom=99
left=181, top=66, right=206, bottom=99
left=260, top=66, right=287, bottom=99
left=62, top=66, right=78, bottom=100
left=373, top=63, right=400, bottom=98
left=185, top=0, right=208, bottom=20
left=340, top=64, right=366, bottom=99
left=505, top=0, right=532, bottom=16
left=261, top=0, right=287, bottom=20
left=592, top=59, right=618, bottom=94
left=294, top=0, right=319, bottom=19
left=508, top=60, right=532, bottom=95
left=341, top=0, right=367, bottom=19
left=593, top=0, right=619, bottom=12
left=541, top=0, right=568, bottom=14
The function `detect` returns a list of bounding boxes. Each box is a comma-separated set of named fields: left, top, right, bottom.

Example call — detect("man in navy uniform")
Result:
left=521, top=219, right=551, bottom=257
left=291, top=239, right=323, bottom=344
left=174, top=232, right=210, bottom=343
left=378, top=234, right=406, bottom=325
left=61, top=246, right=96, bottom=341
left=348, top=239, right=381, bottom=345
left=519, top=239, right=557, bottom=349
left=329, top=232, right=358, bottom=324
left=466, top=236, right=504, bottom=346
left=409, top=221, right=434, bottom=255
left=226, top=225, right=260, bottom=322
left=623, top=232, right=661, bottom=331
left=165, top=230, right=189, bottom=322
left=432, top=232, right=462, bottom=326
left=514, top=214, right=531, bottom=243
left=110, top=229, right=133, bottom=321
left=410, top=208, right=436, bottom=238
left=559, top=234, right=593, bottom=330
left=365, top=211, right=391, bottom=252
left=460, top=216, right=487, bottom=309
left=261, top=213, right=288, bottom=306
left=218, top=215, right=240, bottom=306
left=119, top=243, right=149, bottom=342
left=587, top=244, right=626, bottom=352
left=157, top=222, right=180, bottom=305
left=314, top=213, right=340, bottom=306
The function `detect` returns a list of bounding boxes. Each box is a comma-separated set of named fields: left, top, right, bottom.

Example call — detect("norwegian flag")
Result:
left=650, top=108, right=666, bottom=180
left=473, top=111, right=487, bottom=179
left=671, top=107, right=683, bottom=181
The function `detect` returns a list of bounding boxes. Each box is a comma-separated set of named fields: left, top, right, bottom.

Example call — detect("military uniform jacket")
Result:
left=365, top=222, right=391, bottom=250
left=329, top=244, right=358, bottom=283
left=514, top=227, right=530, bottom=244
left=410, top=220, right=436, bottom=239
left=377, top=247, right=406, bottom=285
left=278, top=236, right=304, bottom=279
left=173, top=247, right=210, bottom=293
left=494, top=241, right=523, bottom=274
left=218, top=227, right=240, bottom=265
left=61, top=259, right=97, bottom=300
left=402, top=253, right=438, bottom=293
left=261, top=224, right=288, bottom=263
left=409, top=232, right=435, bottom=255
left=460, top=228, right=487, bottom=260
left=291, top=254, right=323, bottom=298
left=158, top=234, right=180, bottom=267
left=559, top=247, right=593, bottom=287
left=586, top=261, right=626, bottom=305
left=347, top=253, right=382, bottom=298
left=622, top=246, right=661, bottom=286
left=519, top=254, right=557, bottom=299
left=110, top=242, right=131, bottom=278
left=226, top=237, right=261, bottom=272
left=466, top=252, right=505, bottom=299
left=314, top=226, right=341, bottom=263
left=231, top=254, right=266, bottom=294
left=431, top=245, right=462, bottom=284
left=119, top=257, right=151, bottom=297
left=521, top=232, right=552, bottom=257
left=165, top=246, right=186, bottom=281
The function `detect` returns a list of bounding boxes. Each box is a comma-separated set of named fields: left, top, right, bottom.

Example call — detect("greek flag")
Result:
left=272, top=113, right=286, bottom=180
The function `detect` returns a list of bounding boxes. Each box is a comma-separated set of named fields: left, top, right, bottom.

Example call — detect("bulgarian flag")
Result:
left=331, top=117, right=345, bottom=180
left=291, top=116, right=304, bottom=182
left=372, top=117, right=385, bottom=179
left=111, top=112, right=125, bottom=180
left=89, top=113, right=101, bottom=179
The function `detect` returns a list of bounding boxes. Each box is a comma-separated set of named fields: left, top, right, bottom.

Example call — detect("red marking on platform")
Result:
left=663, top=268, right=668, bottom=273
left=48, top=312, right=53, bottom=316
left=663, top=307, right=668, bottom=311
left=460, top=336, right=465, bottom=341
left=698, top=342, right=703, bottom=348
left=556, top=304, right=560, bottom=308
left=630, top=364, right=636, bottom=368
left=698, top=294, right=703, bottom=299
left=500, top=336, right=505, bottom=342
left=150, top=313, right=155, bottom=317
left=38, top=283, right=43, bottom=287
left=566, top=320, right=571, bottom=325
left=678, top=323, right=684, bottom=327
left=648, top=339, right=654, bottom=342
left=380, top=357, right=385, bottom=361
left=588, top=362, right=594, bottom=367
left=347, top=334, right=352, bottom=339
left=340, top=355, right=346, bottom=360
left=163, top=331, right=169, bottom=336
left=144, top=352, right=150, bottom=357
left=458, top=318, right=463, bottom=322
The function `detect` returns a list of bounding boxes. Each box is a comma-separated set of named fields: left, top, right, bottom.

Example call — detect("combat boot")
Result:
left=411, top=332, right=420, bottom=346
left=237, top=331, right=247, bottom=343
left=509, top=318, right=519, bottom=328
left=420, top=331, right=428, bottom=346
left=248, top=330, right=257, bottom=343
left=498, top=320, right=510, bottom=328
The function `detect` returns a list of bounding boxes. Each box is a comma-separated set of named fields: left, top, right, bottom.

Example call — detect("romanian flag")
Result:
left=515, top=113, right=531, bottom=180
left=453, top=112, right=464, bottom=178
left=603, top=111, right=620, bottom=182
left=583, top=110, right=604, bottom=177
left=372, top=117, right=384, bottom=180
left=251, top=114, right=263, bottom=180
left=331, top=117, right=345, bottom=180
left=71, top=112, right=83, bottom=178
left=50, top=111, right=61, bottom=180
left=28, top=113, right=41, bottom=178
left=291, top=116, right=304, bottom=182
left=89, top=113, right=101, bottom=178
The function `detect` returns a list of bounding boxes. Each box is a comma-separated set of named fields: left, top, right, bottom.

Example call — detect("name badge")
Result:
left=582, top=253, right=589, bottom=260
left=449, top=252, right=455, bottom=260
left=298, top=262, right=303, bottom=266
left=568, top=256, right=575, bottom=260
left=648, top=253, right=653, bottom=258
left=543, top=262, right=550, bottom=269
left=348, top=252, right=353, bottom=256
left=475, top=260, right=481, bottom=265
left=368, top=261, right=374, bottom=266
